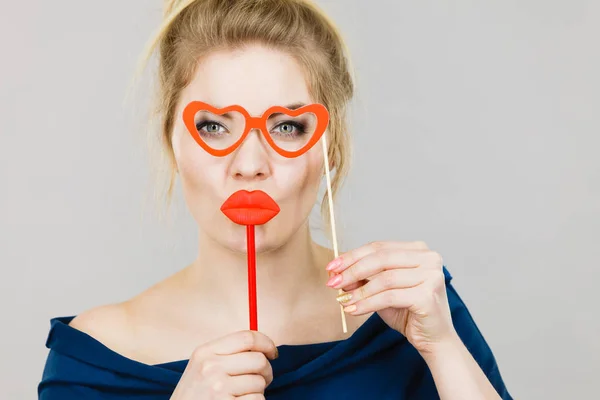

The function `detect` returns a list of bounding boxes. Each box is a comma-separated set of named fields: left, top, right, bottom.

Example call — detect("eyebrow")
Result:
left=207, top=103, right=307, bottom=119
left=269, top=102, right=306, bottom=118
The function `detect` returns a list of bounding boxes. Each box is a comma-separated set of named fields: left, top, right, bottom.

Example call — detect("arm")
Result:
left=38, top=350, right=106, bottom=400
left=422, top=283, right=512, bottom=400
left=326, top=242, right=512, bottom=399
left=422, top=334, right=503, bottom=400
left=38, top=306, right=139, bottom=400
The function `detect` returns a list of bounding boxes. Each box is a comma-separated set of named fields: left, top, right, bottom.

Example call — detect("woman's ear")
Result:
left=326, top=157, right=335, bottom=173
left=323, top=162, right=334, bottom=176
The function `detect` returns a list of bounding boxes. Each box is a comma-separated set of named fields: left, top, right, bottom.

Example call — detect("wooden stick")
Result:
left=321, top=134, right=348, bottom=333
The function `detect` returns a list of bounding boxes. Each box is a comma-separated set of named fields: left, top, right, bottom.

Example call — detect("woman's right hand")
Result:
left=169, top=330, right=279, bottom=400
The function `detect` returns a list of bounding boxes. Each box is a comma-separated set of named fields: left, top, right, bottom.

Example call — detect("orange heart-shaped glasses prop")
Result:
left=182, top=101, right=329, bottom=158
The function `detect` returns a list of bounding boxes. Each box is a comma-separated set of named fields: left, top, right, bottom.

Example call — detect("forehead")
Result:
left=182, top=44, right=313, bottom=116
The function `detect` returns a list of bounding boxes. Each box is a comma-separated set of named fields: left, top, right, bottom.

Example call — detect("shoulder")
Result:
left=68, top=273, right=175, bottom=342
left=65, top=277, right=180, bottom=361
left=40, top=302, right=147, bottom=397
left=68, top=302, right=137, bottom=356
left=69, top=302, right=130, bottom=329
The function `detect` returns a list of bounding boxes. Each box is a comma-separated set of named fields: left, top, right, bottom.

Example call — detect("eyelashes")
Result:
left=272, top=121, right=308, bottom=136
left=195, top=120, right=308, bottom=138
left=195, top=120, right=227, bottom=138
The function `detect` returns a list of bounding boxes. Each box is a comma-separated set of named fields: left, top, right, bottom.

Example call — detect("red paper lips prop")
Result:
left=220, top=190, right=280, bottom=226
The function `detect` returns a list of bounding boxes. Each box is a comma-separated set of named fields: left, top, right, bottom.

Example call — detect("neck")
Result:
left=187, top=221, right=331, bottom=327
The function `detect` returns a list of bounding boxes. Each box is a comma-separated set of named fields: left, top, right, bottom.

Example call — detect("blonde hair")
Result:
left=131, top=0, right=355, bottom=240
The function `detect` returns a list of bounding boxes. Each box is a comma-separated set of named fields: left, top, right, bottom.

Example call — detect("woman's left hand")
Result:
left=325, top=241, right=458, bottom=355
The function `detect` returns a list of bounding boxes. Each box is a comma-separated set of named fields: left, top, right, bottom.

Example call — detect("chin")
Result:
left=220, top=220, right=289, bottom=255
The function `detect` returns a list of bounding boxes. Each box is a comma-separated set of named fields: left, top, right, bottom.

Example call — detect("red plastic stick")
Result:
left=220, top=190, right=280, bottom=331
left=246, top=224, right=257, bottom=331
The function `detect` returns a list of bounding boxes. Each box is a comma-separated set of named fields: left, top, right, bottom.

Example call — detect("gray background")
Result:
left=1, top=0, right=598, bottom=398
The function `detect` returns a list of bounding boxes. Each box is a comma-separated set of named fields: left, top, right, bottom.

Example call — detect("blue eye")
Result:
left=272, top=121, right=307, bottom=137
left=196, top=120, right=227, bottom=137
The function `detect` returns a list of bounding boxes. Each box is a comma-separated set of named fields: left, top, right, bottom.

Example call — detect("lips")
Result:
left=220, top=190, right=280, bottom=225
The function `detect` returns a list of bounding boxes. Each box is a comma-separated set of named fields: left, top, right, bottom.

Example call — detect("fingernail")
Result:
left=336, top=292, right=353, bottom=303
left=326, top=257, right=342, bottom=271
left=326, top=274, right=343, bottom=287
left=343, top=304, right=357, bottom=313
left=274, top=347, right=279, bottom=359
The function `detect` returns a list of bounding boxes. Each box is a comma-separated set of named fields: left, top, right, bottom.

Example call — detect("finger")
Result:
left=340, top=279, right=368, bottom=292
left=343, top=287, right=420, bottom=315
left=336, top=268, right=428, bottom=306
left=329, top=249, right=424, bottom=290
left=328, top=264, right=369, bottom=291
left=228, top=374, right=267, bottom=396
left=207, top=331, right=278, bottom=361
left=326, top=241, right=429, bottom=273
left=218, top=352, right=273, bottom=386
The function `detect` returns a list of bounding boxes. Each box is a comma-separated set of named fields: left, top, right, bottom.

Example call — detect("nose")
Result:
left=230, top=128, right=271, bottom=181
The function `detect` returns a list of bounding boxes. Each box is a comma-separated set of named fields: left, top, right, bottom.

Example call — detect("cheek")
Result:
left=172, top=129, right=221, bottom=191
left=278, top=149, right=324, bottom=202
left=302, top=145, right=325, bottom=185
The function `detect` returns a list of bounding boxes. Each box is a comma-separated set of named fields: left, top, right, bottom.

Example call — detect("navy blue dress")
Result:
left=38, top=267, right=512, bottom=399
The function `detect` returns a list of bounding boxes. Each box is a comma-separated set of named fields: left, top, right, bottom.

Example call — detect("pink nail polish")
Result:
left=326, top=274, right=343, bottom=287
left=326, top=257, right=342, bottom=271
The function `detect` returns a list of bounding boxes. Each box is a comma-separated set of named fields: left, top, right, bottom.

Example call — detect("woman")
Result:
left=39, top=0, right=512, bottom=399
